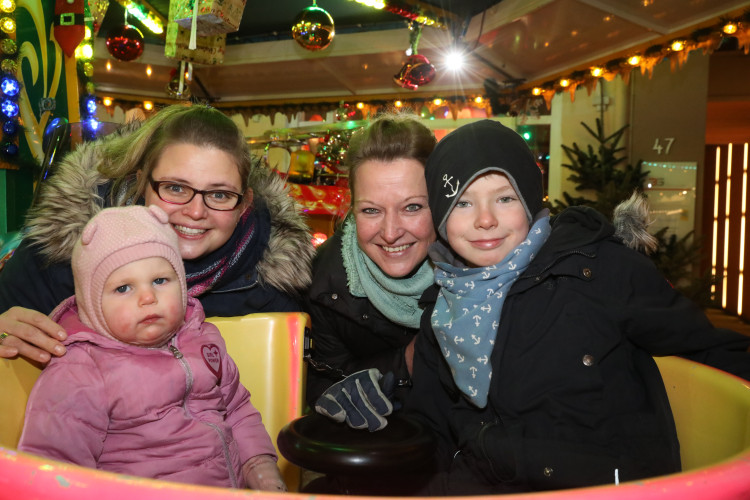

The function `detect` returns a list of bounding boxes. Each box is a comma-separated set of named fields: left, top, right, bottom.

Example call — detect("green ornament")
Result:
left=1, top=57, right=15, bottom=74
left=86, top=82, right=96, bottom=94
left=83, top=62, right=94, bottom=77
left=0, top=38, right=15, bottom=55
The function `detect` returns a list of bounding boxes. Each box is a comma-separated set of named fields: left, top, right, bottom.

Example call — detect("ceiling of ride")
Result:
left=93, top=0, right=750, bottom=104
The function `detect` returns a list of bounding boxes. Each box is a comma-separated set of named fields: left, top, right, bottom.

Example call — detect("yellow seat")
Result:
left=0, top=312, right=308, bottom=492
left=653, top=355, right=750, bottom=471
left=2, top=354, right=749, bottom=499
left=206, top=312, right=309, bottom=491
left=0, top=354, right=43, bottom=449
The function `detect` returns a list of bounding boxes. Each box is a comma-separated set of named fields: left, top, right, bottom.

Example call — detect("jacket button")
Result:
left=331, top=293, right=338, bottom=300
left=582, top=268, right=592, bottom=278
left=582, top=354, right=594, bottom=366
left=543, top=467, right=553, bottom=477
left=362, top=313, right=368, bottom=320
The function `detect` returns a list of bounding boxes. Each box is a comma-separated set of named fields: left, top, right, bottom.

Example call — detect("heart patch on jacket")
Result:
left=201, top=344, right=222, bottom=379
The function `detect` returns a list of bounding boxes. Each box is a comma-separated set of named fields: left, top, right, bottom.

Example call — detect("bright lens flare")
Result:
left=445, top=47, right=466, bottom=71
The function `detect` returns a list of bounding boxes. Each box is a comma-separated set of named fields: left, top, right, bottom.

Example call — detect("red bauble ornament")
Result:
left=106, top=24, right=144, bottom=62
left=394, top=54, right=436, bottom=90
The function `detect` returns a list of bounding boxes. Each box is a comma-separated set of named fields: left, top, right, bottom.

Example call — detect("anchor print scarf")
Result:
left=432, top=216, right=551, bottom=407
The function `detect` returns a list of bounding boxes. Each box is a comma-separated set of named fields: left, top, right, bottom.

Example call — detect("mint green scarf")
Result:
left=341, top=215, right=433, bottom=328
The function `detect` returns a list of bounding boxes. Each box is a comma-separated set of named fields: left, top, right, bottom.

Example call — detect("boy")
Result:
left=19, top=205, right=286, bottom=491
left=408, top=120, right=750, bottom=494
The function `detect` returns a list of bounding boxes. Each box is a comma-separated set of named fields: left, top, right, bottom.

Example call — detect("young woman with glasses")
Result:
left=0, top=105, right=314, bottom=362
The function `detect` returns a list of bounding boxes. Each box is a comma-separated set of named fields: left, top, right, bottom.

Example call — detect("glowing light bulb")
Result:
left=0, top=0, right=15, bottom=14
left=532, top=87, right=543, bottom=96
left=0, top=77, right=19, bottom=97
left=0, top=17, right=15, bottom=34
left=590, top=66, right=604, bottom=78
left=143, top=101, right=154, bottom=111
left=723, top=22, right=738, bottom=35
left=628, top=54, right=641, bottom=66
left=75, top=43, right=93, bottom=59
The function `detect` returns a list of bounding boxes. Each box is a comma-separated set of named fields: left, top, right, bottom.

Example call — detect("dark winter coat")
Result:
left=304, top=229, right=420, bottom=406
left=0, top=123, right=314, bottom=317
left=407, top=206, right=750, bottom=494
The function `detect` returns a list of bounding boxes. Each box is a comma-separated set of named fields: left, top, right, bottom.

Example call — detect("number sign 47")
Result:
left=653, top=137, right=675, bottom=155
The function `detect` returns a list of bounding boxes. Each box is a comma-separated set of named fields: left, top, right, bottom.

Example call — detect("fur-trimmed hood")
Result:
left=24, top=123, right=313, bottom=295
left=612, top=191, right=659, bottom=255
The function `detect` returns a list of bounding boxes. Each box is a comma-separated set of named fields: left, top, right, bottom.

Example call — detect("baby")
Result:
left=18, top=205, right=286, bottom=491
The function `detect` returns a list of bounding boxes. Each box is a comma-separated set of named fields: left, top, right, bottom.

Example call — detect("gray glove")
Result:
left=315, top=368, right=394, bottom=431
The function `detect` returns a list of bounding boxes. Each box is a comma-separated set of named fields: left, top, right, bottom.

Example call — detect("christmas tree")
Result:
left=553, top=119, right=712, bottom=304
left=552, top=119, right=648, bottom=219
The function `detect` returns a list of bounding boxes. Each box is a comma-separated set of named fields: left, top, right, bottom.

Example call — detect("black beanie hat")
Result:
left=425, top=119, right=543, bottom=239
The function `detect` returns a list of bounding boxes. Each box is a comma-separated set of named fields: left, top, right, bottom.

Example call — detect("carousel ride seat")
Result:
left=1, top=354, right=750, bottom=499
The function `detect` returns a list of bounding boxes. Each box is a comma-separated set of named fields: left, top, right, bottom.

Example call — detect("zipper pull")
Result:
left=169, top=345, right=184, bottom=359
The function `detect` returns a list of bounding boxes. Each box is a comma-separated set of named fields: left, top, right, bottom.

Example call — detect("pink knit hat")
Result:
left=72, top=205, right=187, bottom=338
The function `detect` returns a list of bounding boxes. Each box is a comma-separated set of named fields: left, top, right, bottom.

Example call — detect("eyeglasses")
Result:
left=149, top=177, right=243, bottom=211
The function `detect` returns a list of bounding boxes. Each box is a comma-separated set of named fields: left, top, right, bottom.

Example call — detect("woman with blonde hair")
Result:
left=0, top=104, right=314, bottom=362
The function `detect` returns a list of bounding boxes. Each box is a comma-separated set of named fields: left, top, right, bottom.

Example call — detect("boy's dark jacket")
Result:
left=0, top=122, right=314, bottom=316
left=408, top=205, right=750, bottom=493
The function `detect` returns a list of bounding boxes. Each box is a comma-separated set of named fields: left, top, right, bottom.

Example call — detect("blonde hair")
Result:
left=99, top=105, right=253, bottom=204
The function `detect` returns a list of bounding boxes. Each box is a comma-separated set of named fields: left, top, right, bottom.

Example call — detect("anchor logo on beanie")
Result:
left=442, top=175, right=460, bottom=198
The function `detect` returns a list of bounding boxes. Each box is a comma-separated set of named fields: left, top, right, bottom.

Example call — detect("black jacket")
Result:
left=304, top=230, right=421, bottom=406
left=407, top=206, right=750, bottom=494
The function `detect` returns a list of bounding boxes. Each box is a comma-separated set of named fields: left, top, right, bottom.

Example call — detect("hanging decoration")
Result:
left=0, top=0, right=18, bottom=168
left=88, top=0, right=110, bottom=35
left=165, top=64, right=192, bottom=100
left=165, top=0, right=226, bottom=65
left=394, top=23, right=435, bottom=90
left=54, top=0, right=85, bottom=57
left=174, top=0, right=248, bottom=37
left=292, top=0, right=335, bottom=52
left=106, top=23, right=144, bottom=61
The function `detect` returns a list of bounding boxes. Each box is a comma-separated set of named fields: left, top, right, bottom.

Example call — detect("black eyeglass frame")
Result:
left=148, top=177, right=244, bottom=211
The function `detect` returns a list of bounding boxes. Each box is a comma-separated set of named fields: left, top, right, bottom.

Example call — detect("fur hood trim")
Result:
left=613, top=191, right=659, bottom=255
left=24, top=125, right=313, bottom=294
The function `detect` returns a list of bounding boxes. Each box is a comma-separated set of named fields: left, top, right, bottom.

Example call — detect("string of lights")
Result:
left=0, top=0, right=18, bottom=168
